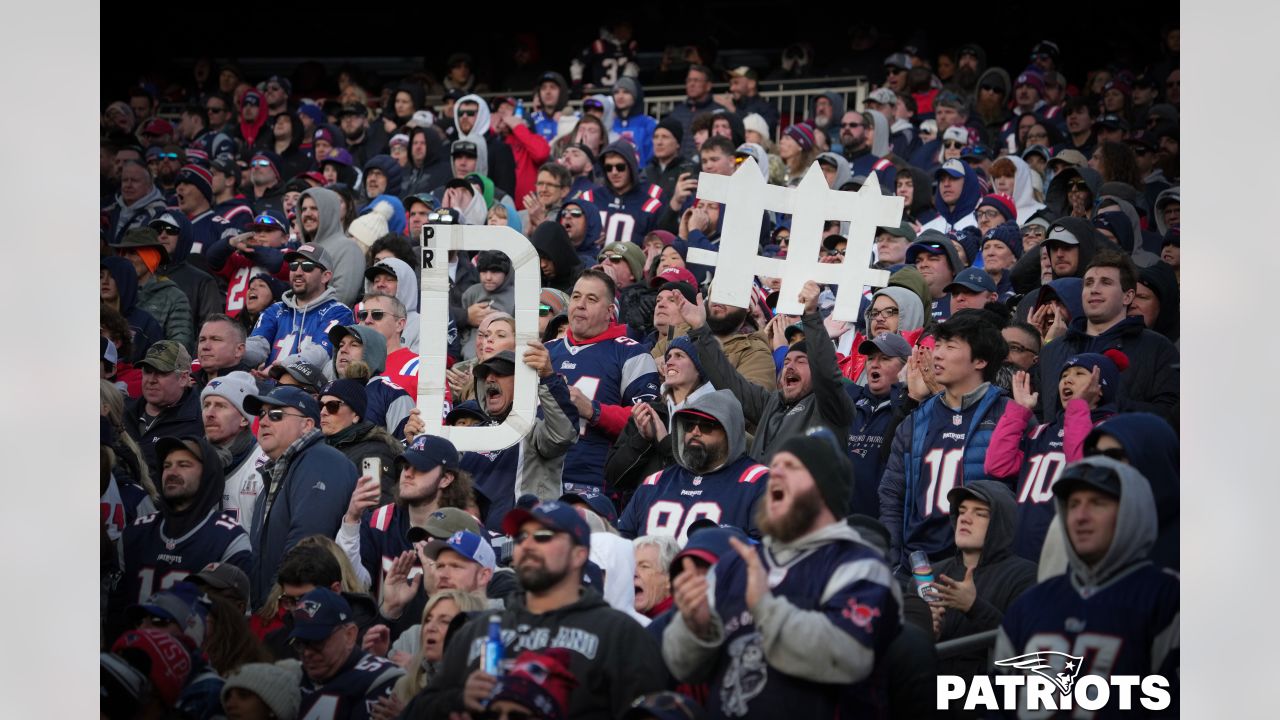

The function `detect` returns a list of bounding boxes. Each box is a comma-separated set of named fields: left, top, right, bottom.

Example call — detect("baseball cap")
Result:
left=138, top=340, right=192, bottom=374
left=622, top=691, right=706, bottom=720
left=1049, top=149, right=1087, bottom=169
left=398, top=434, right=461, bottom=474
left=148, top=211, right=184, bottom=233
left=249, top=208, right=288, bottom=232
left=672, top=526, right=750, bottom=576
left=1021, top=144, right=1052, bottom=162
left=142, top=118, right=174, bottom=136
left=284, top=243, right=330, bottom=271
left=1052, top=457, right=1124, bottom=500
left=474, top=350, right=517, bottom=380
left=288, top=588, right=354, bottom=642
left=878, top=221, right=917, bottom=242
left=502, top=500, right=592, bottom=548
left=190, top=562, right=252, bottom=607
left=727, top=65, right=758, bottom=80
left=424, top=530, right=497, bottom=570
left=883, top=52, right=912, bottom=69
left=126, top=582, right=209, bottom=642
left=1045, top=224, right=1081, bottom=246
left=243, top=385, right=321, bottom=423
left=946, top=266, right=998, bottom=294
left=268, top=355, right=324, bottom=392
left=389, top=133, right=410, bottom=148
left=445, top=399, right=489, bottom=426
left=155, top=436, right=205, bottom=466
left=363, top=260, right=399, bottom=282
left=867, top=87, right=898, bottom=106
left=407, top=507, right=485, bottom=545
left=1093, top=113, right=1128, bottom=131
left=558, top=491, right=619, bottom=525
left=936, top=158, right=967, bottom=179
left=408, top=110, right=435, bottom=128
left=1124, top=131, right=1158, bottom=151
left=650, top=265, right=698, bottom=289
left=451, top=139, right=479, bottom=158
left=857, top=333, right=912, bottom=360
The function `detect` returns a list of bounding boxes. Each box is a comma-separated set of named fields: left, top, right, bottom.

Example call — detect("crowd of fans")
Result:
left=100, top=24, right=1180, bottom=720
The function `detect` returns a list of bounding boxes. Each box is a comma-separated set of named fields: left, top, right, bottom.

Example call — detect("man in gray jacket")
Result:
left=296, top=186, right=366, bottom=306
left=678, top=281, right=854, bottom=463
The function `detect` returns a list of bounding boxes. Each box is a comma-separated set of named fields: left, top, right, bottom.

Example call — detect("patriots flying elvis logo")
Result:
left=995, top=651, right=1085, bottom=695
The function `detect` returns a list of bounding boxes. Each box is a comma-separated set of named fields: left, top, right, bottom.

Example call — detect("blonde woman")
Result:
left=445, top=313, right=515, bottom=403
left=379, top=590, right=486, bottom=716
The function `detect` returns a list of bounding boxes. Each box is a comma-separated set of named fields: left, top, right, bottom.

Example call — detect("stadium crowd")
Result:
left=100, top=22, right=1181, bottom=719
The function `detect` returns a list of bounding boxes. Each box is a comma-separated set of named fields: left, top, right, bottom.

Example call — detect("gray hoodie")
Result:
left=1057, top=457, right=1159, bottom=592
left=362, top=257, right=421, bottom=353
left=817, top=151, right=853, bottom=189
left=299, top=187, right=367, bottom=306
left=1154, top=186, right=1180, bottom=235
left=865, top=109, right=890, bottom=158
left=672, top=389, right=747, bottom=473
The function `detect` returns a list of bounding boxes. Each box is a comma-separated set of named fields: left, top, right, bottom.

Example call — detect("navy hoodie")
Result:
left=153, top=211, right=226, bottom=326
left=1086, top=413, right=1179, bottom=570
left=102, top=256, right=165, bottom=363
left=561, top=197, right=605, bottom=268
left=361, top=155, right=403, bottom=205
left=581, top=139, right=663, bottom=246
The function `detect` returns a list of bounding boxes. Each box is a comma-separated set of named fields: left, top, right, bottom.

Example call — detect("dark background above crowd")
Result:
left=104, top=3, right=1178, bottom=102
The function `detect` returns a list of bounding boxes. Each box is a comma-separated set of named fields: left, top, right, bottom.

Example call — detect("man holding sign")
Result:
left=548, top=269, right=661, bottom=493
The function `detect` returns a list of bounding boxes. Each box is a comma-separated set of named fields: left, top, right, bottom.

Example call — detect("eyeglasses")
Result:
left=825, top=248, right=846, bottom=257
left=867, top=307, right=900, bottom=319
left=561, top=208, right=584, bottom=218
left=943, top=141, right=964, bottom=150
left=603, top=162, right=628, bottom=173
left=259, top=408, right=306, bottom=422
left=1006, top=342, right=1038, bottom=355
left=250, top=159, right=273, bottom=168
left=288, top=260, right=320, bottom=272
left=457, top=109, right=477, bottom=117
left=534, top=181, right=564, bottom=189
left=513, top=529, right=559, bottom=544
left=357, top=309, right=400, bottom=322
left=1026, top=131, right=1049, bottom=140
left=840, top=122, right=864, bottom=129
left=319, top=400, right=346, bottom=415
left=975, top=209, right=1003, bottom=221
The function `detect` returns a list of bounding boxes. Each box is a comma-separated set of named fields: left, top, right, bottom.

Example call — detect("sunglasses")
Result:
left=539, top=303, right=553, bottom=316
left=250, top=159, right=273, bottom=168
left=562, top=208, right=584, bottom=218
left=601, top=255, right=626, bottom=264
left=260, top=408, right=306, bottom=422
left=288, top=630, right=338, bottom=654
left=357, top=309, right=399, bottom=322
left=683, top=417, right=722, bottom=434
left=887, top=67, right=906, bottom=75
left=825, top=248, right=846, bottom=257
left=253, top=215, right=284, bottom=228
left=154, top=224, right=180, bottom=235
left=278, top=591, right=306, bottom=609
left=1085, top=447, right=1129, bottom=462
left=457, top=109, right=477, bottom=117
left=943, top=141, right=964, bottom=149
left=979, top=84, right=1001, bottom=92
left=288, top=260, right=321, bottom=272
left=603, top=162, right=628, bottom=173
left=840, top=122, right=864, bottom=129
left=156, top=152, right=180, bottom=161
left=513, top=529, right=559, bottom=544
left=319, top=400, right=346, bottom=415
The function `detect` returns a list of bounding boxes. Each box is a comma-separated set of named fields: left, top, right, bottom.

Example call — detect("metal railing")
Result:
left=935, top=629, right=1000, bottom=662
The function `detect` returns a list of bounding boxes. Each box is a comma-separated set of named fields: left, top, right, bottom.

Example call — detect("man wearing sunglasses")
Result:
left=580, top=139, right=662, bottom=247
left=245, top=244, right=352, bottom=369
left=292, top=587, right=405, bottom=720
left=244, top=385, right=359, bottom=608
left=408, top=501, right=666, bottom=719
left=363, top=260, right=421, bottom=352
left=994, top=457, right=1179, bottom=713
left=619, top=389, right=766, bottom=543
left=358, top=292, right=420, bottom=400
left=145, top=209, right=223, bottom=330
left=247, top=150, right=287, bottom=215
left=179, top=102, right=235, bottom=161
left=557, top=197, right=605, bottom=267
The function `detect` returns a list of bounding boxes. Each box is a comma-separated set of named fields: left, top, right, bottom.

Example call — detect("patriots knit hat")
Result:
left=176, top=164, right=214, bottom=204
left=983, top=221, right=1024, bottom=259
left=487, top=649, right=577, bottom=720
left=775, top=427, right=853, bottom=516
left=1060, top=350, right=1129, bottom=406
left=664, top=335, right=706, bottom=382
left=784, top=122, right=816, bottom=151
left=201, top=370, right=258, bottom=422
left=221, top=662, right=302, bottom=720
left=319, top=379, right=368, bottom=422
left=110, top=629, right=192, bottom=708
left=977, top=193, right=1017, bottom=222
left=656, top=116, right=684, bottom=145
left=1014, top=70, right=1046, bottom=94
left=297, top=103, right=325, bottom=126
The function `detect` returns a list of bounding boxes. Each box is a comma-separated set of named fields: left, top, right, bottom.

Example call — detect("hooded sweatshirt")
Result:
left=296, top=187, right=366, bottom=306
left=360, top=155, right=403, bottom=207
left=581, top=139, right=663, bottom=246
left=361, top=256, right=421, bottom=352
left=995, top=457, right=1179, bottom=717
left=236, top=89, right=268, bottom=152
left=108, top=183, right=169, bottom=244
left=888, top=266, right=936, bottom=331
left=458, top=255, right=517, bottom=359
left=809, top=91, right=846, bottom=137
left=896, top=166, right=938, bottom=225
left=1137, top=261, right=1180, bottom=343
left=1086, top=413, right=1179, bottom=570
left=453, top=93, right=518, bottom=196
left=611, top=77, right=657, bottom=165
left=530, top=71, right=571, bottom=143
left=530, top=221, right=582, bottom=295
left=1005, top=155, right=1046, bottom=223
left=103, top=256, right=165, bottom=363
left=401, top=127, right=451, bottom=197
left=154, top=211, right=224, bottom=329
left=921, top=160, right=982, bottom=235
left=1045, top=166, right=1103, bottom=218
left=618, top=389, right=767, bottom=542
left=837, top=286, right=926, bottom=384
left=1097, top=195, right=1160, bottom=268
left=589, top=532, right=651, bottom=625
left=934, top=481, right=1037, bottom=680
left=561, top=197, right=606, bottom=267
left=245, top=281, right=351, bottom=370
left=1010, top=217, right=1114, bottom=323
left=1153, top=186, right=1180, bottom=236
left=817, top=152, right=853, bottom=190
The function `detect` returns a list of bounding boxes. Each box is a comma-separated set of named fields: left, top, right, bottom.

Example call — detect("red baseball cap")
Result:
left=650, top=265, right=698, bottom=289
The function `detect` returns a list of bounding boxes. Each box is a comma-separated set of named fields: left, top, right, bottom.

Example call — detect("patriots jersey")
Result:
left=119, top=510, right=252, bottom=606
left=1012, top=421, right=1069, bottom=562
left=461, top=440, right=520, bottom=534
left=102, top=476, right=156, bottom=542
left=358, top=504, right=421, bottom=602
left=571, top=36, right=638, bottom=88
left=251, top=296, right=352, bottom=365
left=580, top=184, right=663, bottom=246
left=996, top=565, right=1179, bottom=718
left=549, top=325, right=660, bottom=490
left=364, top=375, right=413, bottom=438
left=905, top=399, right=984, bottom=562
left=188, top=210, right=233, bottom=257
left=298, top=649, right=405, bottom=720
left=618, top=458, right=767, bottom=543
left=704, top=538, right=900, bottom=718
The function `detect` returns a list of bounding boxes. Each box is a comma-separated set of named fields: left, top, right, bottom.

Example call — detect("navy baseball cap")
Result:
left=399, top=434, right=461, bottom=473
left=1052, top=457, right=1124, bottom=500
left=243, top=385, right=320, bottom=423
left=502, top=500, right=591, bottom=548
left=559, top=491, right=618, bottom=525
left=289, top=588, right=354, bottom=642
left=946, top=267, right=998, bottom=294
left=672, top=526, right=750, bottom=577
left=445, top=399, right=489, bottom=426
left=424, top=529, right=497, bottom=570
left=936, top=158, right=967, bottom=179
left=858, top=333, right=912, bottom=359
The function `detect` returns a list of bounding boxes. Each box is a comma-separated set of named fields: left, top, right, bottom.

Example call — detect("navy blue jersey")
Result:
left=363, top=376, right=413, bottom=438
left=704, top=535, right=900, bottom=718
left=618, top=458, right=768, bottom=542
left=572, top=35, right=637, bottom=88
left=187, top=210, right=234, bottom=257
left=298, top=649, right=404, bottom=720
left=580, top=184, right=663, bottom=246
left=1012, top=421, right=1069, bottom=562
left=120, top=510, right=252, bottom=606
left=358, top=504, right=420, bottom=601
left=997, top=565, right=1179, bottom=718
left=906, top=400, right=984, bottom=554
left=844, top=384, right=905, bottom=518
left=461, top=444, right=519, bottom=533
left=549, top=325, right=660, bottom=491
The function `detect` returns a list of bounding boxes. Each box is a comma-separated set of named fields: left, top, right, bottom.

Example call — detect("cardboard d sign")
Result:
left=417, top=223, right=541, bottom=452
